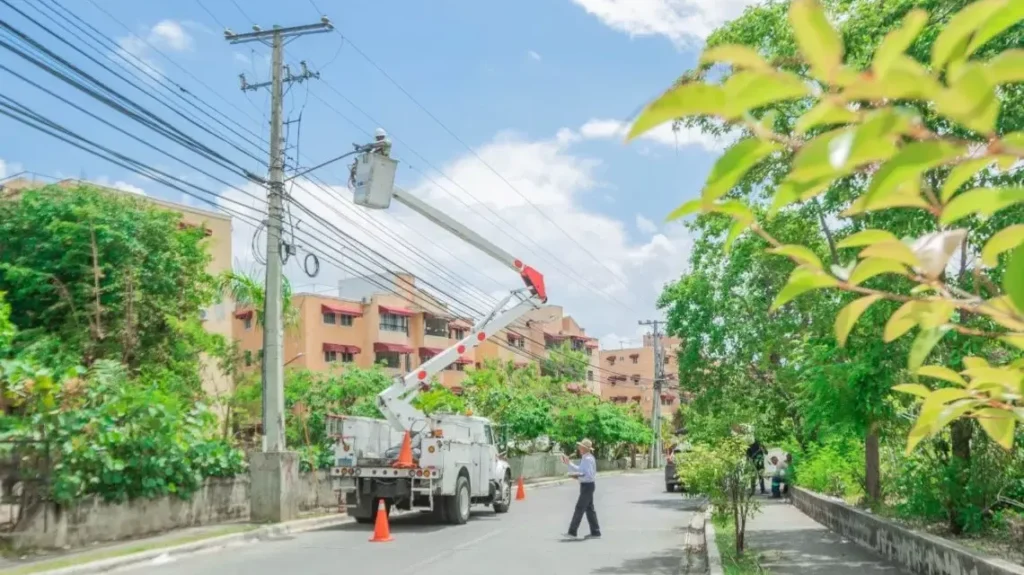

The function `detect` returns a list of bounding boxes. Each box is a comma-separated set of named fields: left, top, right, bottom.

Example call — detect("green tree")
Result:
left=541, top=341, right=589, bottom=383
left=216, top=270, right=299, bottom=329
left=0, top=184, right=225, bottom=394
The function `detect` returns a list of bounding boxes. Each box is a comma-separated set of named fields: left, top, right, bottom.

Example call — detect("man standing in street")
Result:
left=561, top=438, right=601, bottom=540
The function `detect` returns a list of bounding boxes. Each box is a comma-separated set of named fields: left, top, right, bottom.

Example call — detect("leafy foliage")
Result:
left=0, top=360, right=244, bottom=504
left=634, top=0, right=1024, bottom=454
left=0, top=184, right=228, bottom=395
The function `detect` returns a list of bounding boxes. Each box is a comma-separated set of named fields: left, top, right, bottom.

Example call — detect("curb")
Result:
left=678, top=511, right=707, bottom=574
left=11, top=513, right=355, bottom=575
left=705, top=508, right=724, bottom=575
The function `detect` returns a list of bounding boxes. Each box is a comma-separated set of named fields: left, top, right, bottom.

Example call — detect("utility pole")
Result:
left=639, top=320, right=664, bottom=468
left=225, top=17, right=332, bottom=523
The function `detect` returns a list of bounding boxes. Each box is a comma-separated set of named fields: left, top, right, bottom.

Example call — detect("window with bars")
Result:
left=445, top=363, right=466, bottom=372
left=324, top=350, right=354, bottom=363
left=380, top=313, right=409, bottom=334
left=587, top=370, right=594, bottom=381
left=243, top=316, right=253, bottom=330
left=452, top=328, right=466, bottom=340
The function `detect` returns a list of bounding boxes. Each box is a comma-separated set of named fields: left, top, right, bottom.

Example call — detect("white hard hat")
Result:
left=374, top=127, right=387, bottom=138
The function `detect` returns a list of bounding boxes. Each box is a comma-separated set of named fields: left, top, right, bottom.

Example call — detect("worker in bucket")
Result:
left=348, top=128, right=392, bottom=188
left=561, top=438, right=601, bottom=540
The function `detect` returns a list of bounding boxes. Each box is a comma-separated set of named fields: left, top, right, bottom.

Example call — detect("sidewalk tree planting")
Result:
left=677, top=436, right=760, bottom=554
left=634, top=0, right=1023, bottom=454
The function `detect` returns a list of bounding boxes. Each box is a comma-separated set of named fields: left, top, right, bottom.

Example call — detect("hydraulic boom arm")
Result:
left=349, top=150, right=548, bottom=433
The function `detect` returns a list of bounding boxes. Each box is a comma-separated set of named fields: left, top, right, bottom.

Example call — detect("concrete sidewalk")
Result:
left=746, top=497, right=911, bottom=574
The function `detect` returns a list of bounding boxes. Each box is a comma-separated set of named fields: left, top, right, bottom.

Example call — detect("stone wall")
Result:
left=505, top=453, right=648, bottom=480
left=791, top=487, right=1024, bottom=575
left=10, top=471, right=339, bottom=550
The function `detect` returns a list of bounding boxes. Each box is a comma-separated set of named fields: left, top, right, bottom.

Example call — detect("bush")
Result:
left=677, top=436, right=760, bottom=554
left=794, top=434, right=865, bottom=501
left=1, top=360, right=245, bottom=504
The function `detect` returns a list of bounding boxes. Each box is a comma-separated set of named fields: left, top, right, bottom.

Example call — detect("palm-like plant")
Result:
left=217, top=271, right=299, bottom=329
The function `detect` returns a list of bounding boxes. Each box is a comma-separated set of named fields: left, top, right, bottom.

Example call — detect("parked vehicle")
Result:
left=327, top=149, right=549, bottom=525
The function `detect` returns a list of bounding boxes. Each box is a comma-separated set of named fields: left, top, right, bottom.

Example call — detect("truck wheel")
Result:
left=492, top=473, right=512, bottom=514
left=447, top=475, right=471, bottom=525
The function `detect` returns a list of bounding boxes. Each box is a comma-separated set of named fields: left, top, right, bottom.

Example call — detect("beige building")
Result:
left=234, top=272, right=476, bottom=391
left=0, top=177, right=236, bottom=401
left=599, top=334, right=681, bottom=419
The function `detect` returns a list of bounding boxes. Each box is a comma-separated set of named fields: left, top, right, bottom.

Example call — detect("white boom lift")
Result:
left=326, top=142, right=548, bottom=525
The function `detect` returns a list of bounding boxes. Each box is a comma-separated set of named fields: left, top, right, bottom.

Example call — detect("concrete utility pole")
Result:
left=639, top=320, right=664, bottom=468
left=226, top=18, right=332, bottom=523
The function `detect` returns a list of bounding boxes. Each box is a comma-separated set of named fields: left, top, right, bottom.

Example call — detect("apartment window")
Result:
left=324, top=350, right=354, bottom=363
left=585, top=347, right=593, bottom=357
left=376, top=351, right=403, bottom=368
left=445, top=363, right=466, bottom=372
left=631, top=355, right=639, bottom=364
left=452, top=328, right=466, bottom=340
left=380, top=313, right=409, bottom=334
left=323, top=312, right=353, bottom=326
left=507, top=334, right=525, bottom=348
left=243, top=316, right=253, bottom=330
left=587, top=370, right=594, bottom=381
left=425, top=317, right=449, bottom=337
left=244, top=350, right=253, bottom=366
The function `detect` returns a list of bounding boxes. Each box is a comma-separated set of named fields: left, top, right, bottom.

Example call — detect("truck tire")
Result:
left=447, top=475, right=471, bottom=525
left=492, top=473, right=512, bottom=514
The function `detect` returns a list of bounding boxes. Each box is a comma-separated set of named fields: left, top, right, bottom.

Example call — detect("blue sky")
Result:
left=0, top=0, right=755, bottom=345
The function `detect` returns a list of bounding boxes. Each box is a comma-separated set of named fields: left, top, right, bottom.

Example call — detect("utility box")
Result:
left=352, top=153, right=398, bottom=210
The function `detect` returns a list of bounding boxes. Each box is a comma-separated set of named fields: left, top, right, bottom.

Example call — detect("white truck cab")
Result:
left=327, top=145, right=546, bottom=525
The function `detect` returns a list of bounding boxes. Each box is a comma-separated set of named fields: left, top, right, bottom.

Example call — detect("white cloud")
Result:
left=636, top=214, right=658, bottom=234
left=571, top=0, right=761, bottom=45
left=574, top=118, right=732, bottom=152
left=150, top=21, right=192, bottom=51
left=116, top=20, right=193, bottom=78
left=527, top=50, right=542, bottom=61
left=219, top=129, right=692, bottom=342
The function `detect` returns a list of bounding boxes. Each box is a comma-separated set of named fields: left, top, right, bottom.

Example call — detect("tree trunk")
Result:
left=865, top=422, right=881, bottom=504
left=947, top=419, right=973, bottom=535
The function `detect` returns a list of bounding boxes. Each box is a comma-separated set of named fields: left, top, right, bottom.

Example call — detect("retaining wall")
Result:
left=791, top=487, right=1024, bottom=575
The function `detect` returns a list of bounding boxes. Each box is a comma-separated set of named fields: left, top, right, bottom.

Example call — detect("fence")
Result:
left=0, top=435, right=52, bottom=532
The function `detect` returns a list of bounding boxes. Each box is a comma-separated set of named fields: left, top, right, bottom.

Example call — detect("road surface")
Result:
left=123, top=472, right=699, bottom=575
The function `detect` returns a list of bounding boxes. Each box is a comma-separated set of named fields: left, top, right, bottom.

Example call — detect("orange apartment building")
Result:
left=599, top=334, right=681, bottom=419
left=477, top=305, right=601, bottom=395
left=233, top=274, right=602, bottom=395
left=1, top=177, right=236, bottom=403
left=233, top=272, right=479, bottom=390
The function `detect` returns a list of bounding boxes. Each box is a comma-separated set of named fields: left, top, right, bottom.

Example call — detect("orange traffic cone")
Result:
left=369, top=500, right=393, bottom=543
left=515, top=475, right=526, bottom=500
left=394, top=431, right=414, bottom=469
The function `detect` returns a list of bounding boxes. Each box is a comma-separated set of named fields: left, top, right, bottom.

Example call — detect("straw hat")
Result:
left=577, top=438, right=593, bottom=452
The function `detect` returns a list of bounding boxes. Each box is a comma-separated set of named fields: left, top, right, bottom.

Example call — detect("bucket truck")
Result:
left=326, top=146, right=548, bottom=525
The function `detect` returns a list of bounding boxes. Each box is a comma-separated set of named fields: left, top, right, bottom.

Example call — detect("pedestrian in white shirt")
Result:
left=561, top=438, right=601, bottom=540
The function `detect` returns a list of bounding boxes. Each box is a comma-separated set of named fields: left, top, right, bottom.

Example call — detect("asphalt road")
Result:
left=122, top=472, right=700, bottom=575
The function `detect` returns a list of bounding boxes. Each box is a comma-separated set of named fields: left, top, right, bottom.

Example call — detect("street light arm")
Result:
left=283, top=147, right=366, bottom=183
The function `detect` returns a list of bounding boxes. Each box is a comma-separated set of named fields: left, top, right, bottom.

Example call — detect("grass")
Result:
left=3, top=524, right=257, bottom=575
left=712, top=514, right=766, bottom=575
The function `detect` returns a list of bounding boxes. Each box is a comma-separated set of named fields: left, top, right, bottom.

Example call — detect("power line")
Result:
left=303, top=0, right=637, bottom=299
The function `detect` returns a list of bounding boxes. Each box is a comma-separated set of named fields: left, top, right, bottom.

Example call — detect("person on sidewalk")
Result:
left=561, top=438, right=601, bottom=540
left=746, top=439, right=766, bottom=495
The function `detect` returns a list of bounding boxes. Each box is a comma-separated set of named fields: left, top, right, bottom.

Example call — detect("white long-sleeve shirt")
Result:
left=567, top=453, right=597, bottom=483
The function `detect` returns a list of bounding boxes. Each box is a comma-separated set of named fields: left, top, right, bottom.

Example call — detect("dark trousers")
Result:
left=750, top=472, right=765, bottom=494
left=568, top=482, right=600, bottom=536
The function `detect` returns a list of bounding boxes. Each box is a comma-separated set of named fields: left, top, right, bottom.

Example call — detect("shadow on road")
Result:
left=315, top=510, right=500, bottom=535
left=591, top=547, right=682, bottom=574
left=629, top=496, right=705, bottom=512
